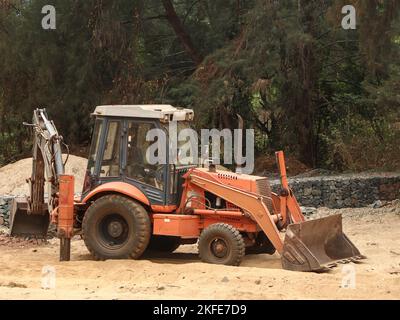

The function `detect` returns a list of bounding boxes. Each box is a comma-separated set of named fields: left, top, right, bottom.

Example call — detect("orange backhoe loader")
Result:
left=10, top=106, right=365, bottom=271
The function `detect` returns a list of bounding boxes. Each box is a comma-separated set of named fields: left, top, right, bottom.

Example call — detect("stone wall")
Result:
left=0, top=197, right=12, bottom=227
left=270, top=173, right=400, bottom=208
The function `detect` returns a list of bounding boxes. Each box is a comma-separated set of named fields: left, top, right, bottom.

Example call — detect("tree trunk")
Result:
left=161, top=0, right=203, bottom=66
left=296, top=1, right=317, bottom=167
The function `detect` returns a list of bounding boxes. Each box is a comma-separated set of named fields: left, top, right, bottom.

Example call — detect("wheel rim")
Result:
left=97, top=214, right=129, bottom=249
left=210, top=237, right=229, bottom=259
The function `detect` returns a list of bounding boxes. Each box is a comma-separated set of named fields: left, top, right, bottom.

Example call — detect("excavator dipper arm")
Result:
left=10, top=109, right=74, bottom=260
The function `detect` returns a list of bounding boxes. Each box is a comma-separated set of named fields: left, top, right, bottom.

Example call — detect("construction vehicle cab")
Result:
left=81, top=105, right=195, bottom=210
left=10, top=105, right=365, bottom=272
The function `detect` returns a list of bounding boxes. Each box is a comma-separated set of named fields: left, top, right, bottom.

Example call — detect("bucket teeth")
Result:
left=337, top=259, right=351, bottom=264
left=350, top=255, right=366, bottom=264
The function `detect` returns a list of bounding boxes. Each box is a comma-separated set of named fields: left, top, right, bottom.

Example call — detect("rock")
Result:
left=303, top=188, right=312, bottom=196
left=221, top=276, right=229, bottom=283
left=300, top=206, right=317, bottom=215
left=343, top=198, right=352, bottom=207
left=0, top=216, right=4, bottom=226
left=6, top=282, right=27, bottom=288
left=370, top=200, right=383, bottom=208
left=311, top=189, right=322, bottom=196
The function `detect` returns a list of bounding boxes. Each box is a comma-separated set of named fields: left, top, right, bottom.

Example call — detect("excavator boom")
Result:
left=10, top=109, right=65, bottom=237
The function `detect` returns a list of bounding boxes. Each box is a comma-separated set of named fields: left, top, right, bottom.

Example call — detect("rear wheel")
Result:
left=82, top=195, right=151, bottom=260
left=147, top=235, right=181, bottom=253
left=198, top=223, right=245, bottom=266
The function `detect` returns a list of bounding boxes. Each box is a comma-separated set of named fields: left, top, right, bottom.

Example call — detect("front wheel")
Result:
left=82, top=195, right=151, bottom=260
left=198, top=223, right=245, bottom=266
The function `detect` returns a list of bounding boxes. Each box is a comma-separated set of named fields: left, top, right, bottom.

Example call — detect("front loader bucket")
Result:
left=281, top=214, right=365, bottom=272
left=9, top=198, right=49, bottom=238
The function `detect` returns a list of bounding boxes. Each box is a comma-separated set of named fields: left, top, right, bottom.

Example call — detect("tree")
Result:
left=162, top=0, right=203, bottom=65
left=0, top=0, right=399, bottom=171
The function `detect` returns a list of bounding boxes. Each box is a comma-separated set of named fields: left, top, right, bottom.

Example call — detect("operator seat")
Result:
left=127, top=144, right=146, bottom=179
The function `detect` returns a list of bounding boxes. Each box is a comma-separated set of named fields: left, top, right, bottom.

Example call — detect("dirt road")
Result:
left=0, top=205, right=399, bottom=300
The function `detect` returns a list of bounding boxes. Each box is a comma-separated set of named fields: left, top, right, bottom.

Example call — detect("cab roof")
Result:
left=93, top=105, right=194, bottom=121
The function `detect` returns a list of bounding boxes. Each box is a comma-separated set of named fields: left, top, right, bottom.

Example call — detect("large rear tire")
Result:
left=198, top=223, right=245, bottom=266
left=82, top=195, right=151, bottom=260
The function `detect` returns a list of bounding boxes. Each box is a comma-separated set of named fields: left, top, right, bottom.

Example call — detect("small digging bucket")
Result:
left=9, top=198, right=49, bottom=238
left=281, top=214, right=365, bottom=272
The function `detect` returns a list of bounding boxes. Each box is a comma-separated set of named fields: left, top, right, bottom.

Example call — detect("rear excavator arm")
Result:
left=27, top=109, right=65, bottom=214
left=10, top=109, right=66, bottom=236
left=10, top=109, right=75, bottom=260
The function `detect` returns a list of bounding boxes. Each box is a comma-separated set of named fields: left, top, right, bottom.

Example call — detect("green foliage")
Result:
left=0, top=0, right=399, bottom=171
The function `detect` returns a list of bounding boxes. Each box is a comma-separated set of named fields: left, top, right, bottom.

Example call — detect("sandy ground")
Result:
left=0, top=156, right=399, bottom=300
left=0, top=155, right=87, bottom=195
left=0, top=204, right=399, bottom=300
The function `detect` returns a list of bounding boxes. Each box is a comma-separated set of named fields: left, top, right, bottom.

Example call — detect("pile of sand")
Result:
left=0, top=155, right=87, bottom=196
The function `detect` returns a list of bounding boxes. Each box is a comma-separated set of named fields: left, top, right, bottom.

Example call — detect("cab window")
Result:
left=87, top=119, right=103, bottom=175
left=126, top=121, right=164, bottom=190
left=100, top=121, right=121, bottom=177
